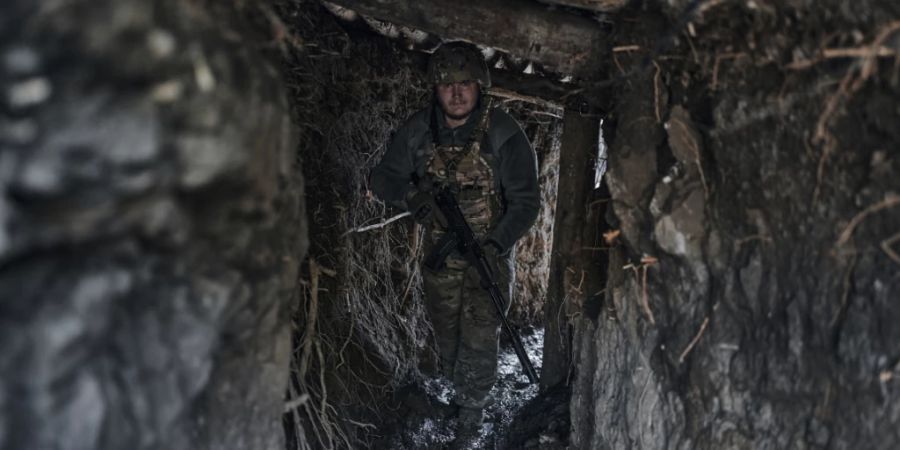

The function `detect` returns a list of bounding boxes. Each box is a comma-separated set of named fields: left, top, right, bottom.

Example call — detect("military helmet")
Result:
left=427, top=42, right=491, bottom=88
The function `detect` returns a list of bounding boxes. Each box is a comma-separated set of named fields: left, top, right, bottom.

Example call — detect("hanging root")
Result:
left=625, top=256, right=658, bottom=326
left=678, top=302, right=719, bottom=364
left=787, top=46, right=898, bottom=70
left=835, top=194, right=900, bottom=247
left=653, top=60, right=662, bottom=123
left=811, top=21, right=900, bottom=203
left=881, top=231, right=900, bottom=266
left=280, top=26, right=433, bottom=447
left=678, top=316, right=709, bottom=364
left=711, top=52, right=748, bottom=91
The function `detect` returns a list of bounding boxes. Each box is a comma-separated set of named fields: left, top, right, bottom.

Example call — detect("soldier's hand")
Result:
left=416, top=174, right=436, bottom=193
left=464, top=239, right=505, bottom=288
left=407, top=190, right=436, bottom=224
left=406, top=190, right=448, bottom=227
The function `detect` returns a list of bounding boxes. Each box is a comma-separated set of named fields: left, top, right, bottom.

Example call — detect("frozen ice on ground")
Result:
left=487, top=327, right=542, bottom=445
left=388, top=327, right=545, bottom=449
left=422, top=376, right=456, bottom=405
left=405, top=418, right=456, bottom=448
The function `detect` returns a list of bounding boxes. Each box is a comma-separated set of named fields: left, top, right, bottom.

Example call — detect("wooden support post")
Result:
left=541, top=103, right=601, bottom=390
left=324, top=0, right=608, bottom=75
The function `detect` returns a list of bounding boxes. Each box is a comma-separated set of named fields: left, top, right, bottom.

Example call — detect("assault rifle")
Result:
left=423, top=185, right=539, bottom=385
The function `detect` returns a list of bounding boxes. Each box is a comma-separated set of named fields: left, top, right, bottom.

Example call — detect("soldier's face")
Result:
left=436, top=80, right=479, bottom=122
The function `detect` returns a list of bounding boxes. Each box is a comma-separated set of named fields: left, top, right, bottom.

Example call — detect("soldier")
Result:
left=370, top=41, right=540, bottom=447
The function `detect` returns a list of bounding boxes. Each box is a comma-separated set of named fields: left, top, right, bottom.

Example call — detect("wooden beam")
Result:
left=490, top=69, right=578, bottom=104
left=537, top=0, right=628, bottom=13
left=489, top=87, right=563, bottom=110
left=324, top=0, right=608, bottom=75
left=321, top=3, right=610, bottom=108
left=541, top=106, right=602, bottom=390
left=391, top=38, right=587, bottom=105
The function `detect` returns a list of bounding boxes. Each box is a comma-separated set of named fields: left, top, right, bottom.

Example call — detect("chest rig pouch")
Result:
left=422, top=97, right=503, bottom=269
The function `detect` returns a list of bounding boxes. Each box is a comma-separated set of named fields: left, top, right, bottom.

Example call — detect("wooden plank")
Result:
left=541, top=106, right=601, bottom=390
left=324, top=0, right=608, bottom=75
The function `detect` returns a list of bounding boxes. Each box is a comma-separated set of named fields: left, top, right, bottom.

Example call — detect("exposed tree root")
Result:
left=835, top=194, right=900, bottom=247
left=710, top=52, right=748, bottom=91
left=812, top=21, right=900, bottom=203
left=678, top=301, right=720, bottom=365
left=625, top=255, right=658, bottom=326
left=678, top=316, right=709, bottom=364
left=787, top=46, right=898, bottom=70
left=653, top=60, right=663, bottom=123
left=881, top=231, right=900, bottom=265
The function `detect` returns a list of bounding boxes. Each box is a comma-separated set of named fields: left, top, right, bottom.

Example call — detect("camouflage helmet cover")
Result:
left=427, top=42, right=491, bottom=88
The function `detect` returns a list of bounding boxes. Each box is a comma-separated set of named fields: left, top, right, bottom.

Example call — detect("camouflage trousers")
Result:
left=423, top=254, right=513, bottom=409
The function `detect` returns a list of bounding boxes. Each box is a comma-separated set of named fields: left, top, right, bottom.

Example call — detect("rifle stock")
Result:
left=431, top=186, right=540, bottom=384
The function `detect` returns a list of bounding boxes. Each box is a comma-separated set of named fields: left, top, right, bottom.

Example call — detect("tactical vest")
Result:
left=424, top=97, right=503, bottom=266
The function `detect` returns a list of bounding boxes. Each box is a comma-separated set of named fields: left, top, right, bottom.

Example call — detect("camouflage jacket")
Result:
left=371, top=102, right=540, bottom=252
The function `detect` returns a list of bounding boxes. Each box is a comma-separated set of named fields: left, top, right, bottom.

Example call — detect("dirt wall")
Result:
left=571, top=2, right=900, bottom=449
left=0, top=1, right=306, bottom=449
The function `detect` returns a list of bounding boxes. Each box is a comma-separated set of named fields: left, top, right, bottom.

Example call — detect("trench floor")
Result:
left=381, top=328, right=570, bottom=449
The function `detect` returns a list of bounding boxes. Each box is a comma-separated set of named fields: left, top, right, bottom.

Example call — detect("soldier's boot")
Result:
left=397, top=384, right=460, bottom=419
left=432, top=401, right=461, bottom=420
left=449, top=407, right=483, bottom=450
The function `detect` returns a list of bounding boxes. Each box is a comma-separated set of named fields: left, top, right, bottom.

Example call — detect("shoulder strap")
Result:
left=429, top=101, right=441, bottom=146
left=470, top=95, right=494, bottom=148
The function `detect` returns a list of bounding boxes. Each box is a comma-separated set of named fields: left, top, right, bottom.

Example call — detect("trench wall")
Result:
left=0, top=1, right=306, bottom=449
left=571, top=2, right=900, bottom=449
